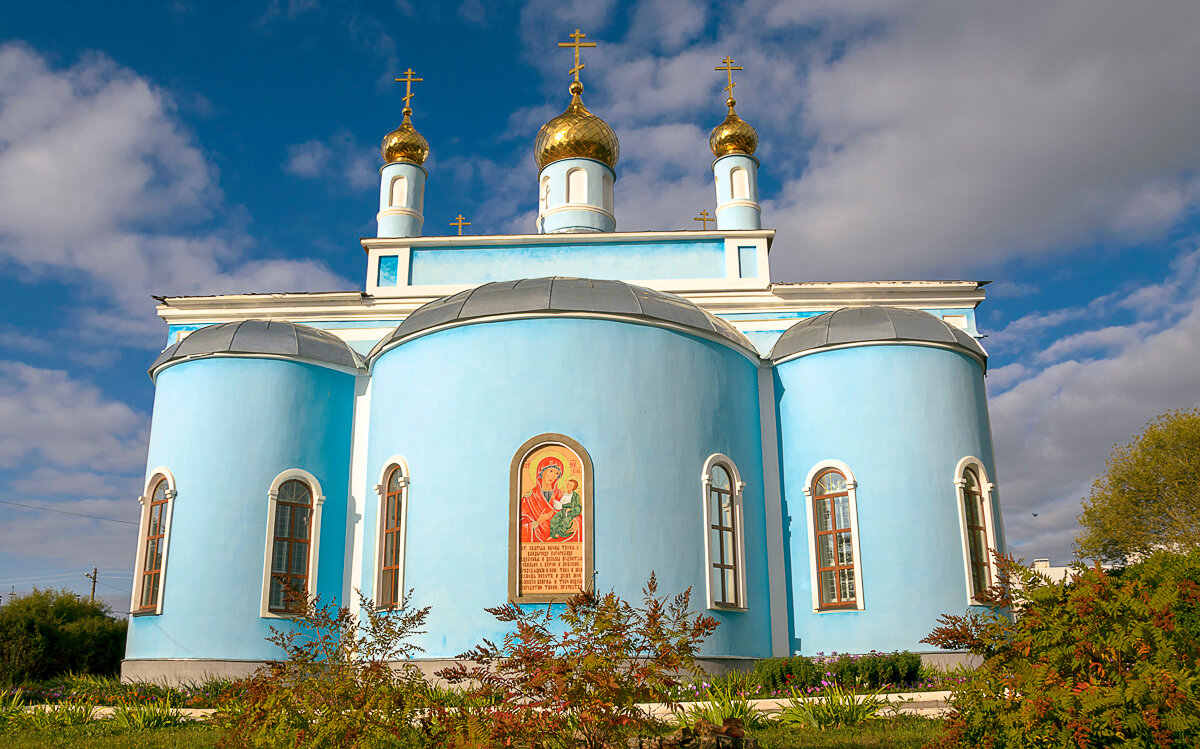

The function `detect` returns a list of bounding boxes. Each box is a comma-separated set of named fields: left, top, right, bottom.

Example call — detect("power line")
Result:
left=0, top=499, right=137, bottom=525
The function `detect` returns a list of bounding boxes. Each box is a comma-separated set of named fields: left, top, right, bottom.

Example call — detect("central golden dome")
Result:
left=381, top=108, right=429, bottom=165
left=709, top=98, right=758, bottom=158
left=535, top=82, right=619, bottom=170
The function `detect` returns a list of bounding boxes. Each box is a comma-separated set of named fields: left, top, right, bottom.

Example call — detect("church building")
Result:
left=122, top=34, right=1005, bottom=682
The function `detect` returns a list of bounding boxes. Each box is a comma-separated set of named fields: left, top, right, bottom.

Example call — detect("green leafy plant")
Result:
left=779, top=680, right=889, bottom=729
left=434, top=572, right=719, bottom=749
left=753, top=650, right=922, bottom=693
left=0, top=690, right=27, bottom=733
left=678, top=670, right=766, bottom=729
left=0, top=588, right=127, bottom=684
left=212, top=586, right=430, bottom=749
left=109, top=697, right=189, bottom=730
left=20, top=700, right=96, bottom=731
left=922, top=552, right=1200, bottom=748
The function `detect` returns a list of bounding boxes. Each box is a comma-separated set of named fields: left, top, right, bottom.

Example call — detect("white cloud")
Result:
left=284, top=132, right=376, bottom=191
left=988, top=247, right=1200, bottom=562
left=0, top=361, right=147, bottom=472
left=761, top=0, right=1200, bottom=278
left=0, top=44, right=350, bottom=331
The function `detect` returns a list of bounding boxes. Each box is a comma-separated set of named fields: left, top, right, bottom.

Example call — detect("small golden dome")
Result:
left=535, top=82, right=619, bottom=170
left=709, top=98, right=758, bottom=158
left=381, top=108, right=429, bottom=165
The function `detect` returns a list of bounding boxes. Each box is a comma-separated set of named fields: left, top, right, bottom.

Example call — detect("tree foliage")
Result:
left=922, top=553, right=1200, bottom=748
left=432, top=573, right=719, bottom=749
left=1077, top=407, right=1200, bottom=564
left=213, top=588, right=430, bottom=748
left=0, top=588, right=127, bottom=684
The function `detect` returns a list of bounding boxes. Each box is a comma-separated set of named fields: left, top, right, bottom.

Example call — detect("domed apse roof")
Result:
left=368, top=277, right=754, bottom=361
left=770, top=307, right=987, bottom=369
left=149, top=320, right=364, bottom=379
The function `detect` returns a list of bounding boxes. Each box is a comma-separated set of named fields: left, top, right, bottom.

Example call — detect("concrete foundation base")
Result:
left=123, top=650, right=977, bottom=685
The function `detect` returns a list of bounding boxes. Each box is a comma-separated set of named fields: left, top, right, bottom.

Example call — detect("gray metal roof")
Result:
left=769, top=307, right=987, bottom=368
left=150, top=320, right=364, bottom=379
left=368, top=277, right=755, bottom=360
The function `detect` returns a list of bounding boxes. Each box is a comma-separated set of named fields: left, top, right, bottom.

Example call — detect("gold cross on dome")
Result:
left=450, top=214, right=471, bottom=235
left=394, top=68, right=423, bottom=109
left=693, top=209, right=714, bottom=230
left=558, top=28, right=597, bottom=83
left=716, top=56, right=743, bottom=96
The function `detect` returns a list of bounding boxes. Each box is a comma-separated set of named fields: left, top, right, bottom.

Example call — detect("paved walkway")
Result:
left=30, top=690, right=954, bottom=722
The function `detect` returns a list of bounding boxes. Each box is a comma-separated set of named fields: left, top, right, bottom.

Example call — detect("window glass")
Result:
left=707, top=460, right=741, bottom=607
left=962, top=467, right=992, bottom=599
left=138, top=478, right=170, bottom=612
left=268, top=479, right=313, bottom=614
left=379, top=465, right=407, bottom=609
left=812, top=468, right=856, bottom=609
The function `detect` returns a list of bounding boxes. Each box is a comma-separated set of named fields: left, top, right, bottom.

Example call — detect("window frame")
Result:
left=130, top=468, right=177, bottom=616
left=802, top=460, right=865, bottom=613
left=701, top=453, right=748, bottom=611
left=374, top=456, right=411, bottom=611
left=260, top=469, right=325, bottom=618
left=954, top=456, right=999, bottom=604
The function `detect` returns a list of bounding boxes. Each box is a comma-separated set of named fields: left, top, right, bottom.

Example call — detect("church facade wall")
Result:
left=363, top=317, right=773, bottom=659
left=126, top=357, right=356, bottom=663
left=774, top=344, right=1000, bottom=655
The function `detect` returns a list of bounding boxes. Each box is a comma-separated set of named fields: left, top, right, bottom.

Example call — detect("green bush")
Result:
left=753, top=651, right=921, bottom=693
left=923, top=552, right=1200, bottom=748
left=1115, top=548, right=1200, bottom=643
left=0, top=588, right=127, bottom=684
left=211, top=588, right=430, bottom=749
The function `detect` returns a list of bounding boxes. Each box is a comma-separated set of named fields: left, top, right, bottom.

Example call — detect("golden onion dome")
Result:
left=381, top=108, right=429, bottom=165
left=534, top=81, right=619, bottom=170
left=709, top=98, right=758, bottom=158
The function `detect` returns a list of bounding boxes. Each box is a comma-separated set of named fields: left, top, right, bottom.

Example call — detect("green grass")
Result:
left=749, top=715, right=943, bottom=748
left=1, top=723, right=220, bottom=748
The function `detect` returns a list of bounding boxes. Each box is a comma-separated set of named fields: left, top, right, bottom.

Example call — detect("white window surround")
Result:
left=129, top=467, right=177, bottom=616
left=567, top=167, right=588, bottom=204
left=389, top=175, right=407, bottom=208
left=260, top=468, right=326, bottom=618
left=373, top=456, right=411, bottom=611
left=731, top=166, right=750, bottom=200
left=701, top=453, right=748, bottom=611
left=954, top=456, right=999, bottom=605
left=802, top=460, right=866, bottom=613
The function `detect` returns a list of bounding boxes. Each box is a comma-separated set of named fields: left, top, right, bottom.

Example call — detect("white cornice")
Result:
left=154, top=281, right=985, bottom=328
left=359, top=228, right=776, bottom=253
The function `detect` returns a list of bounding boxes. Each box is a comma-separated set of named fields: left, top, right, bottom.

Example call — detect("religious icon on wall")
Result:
left=509, top=436, right=592, bottom=602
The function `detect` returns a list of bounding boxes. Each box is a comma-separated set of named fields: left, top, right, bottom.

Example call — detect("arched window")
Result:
left=389, top=175, right=407, bottom=207
left=803, top=461, right=864, bottom=612
left=261, top=469, right=325, bottom=617
left=702, top=454, right=746, bottom=610
left=376, top=460, right=410, bottom=610
left=602, top=174, right=614, bottom=213
left=567, top=168, right=588, bottom=204
left=132, top=469, right=176, bottom=616
left=731, top=167, right=750, bottom=200
left=539, top=175, right=551, bottom=214
left=955, top=458, right=999, bottom=603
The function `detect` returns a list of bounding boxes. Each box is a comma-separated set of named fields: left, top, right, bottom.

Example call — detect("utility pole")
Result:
left=85, top=567, right=98, bottom=603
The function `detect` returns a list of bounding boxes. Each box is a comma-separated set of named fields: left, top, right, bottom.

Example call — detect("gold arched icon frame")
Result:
left=508, top=433, right=594, bottom=603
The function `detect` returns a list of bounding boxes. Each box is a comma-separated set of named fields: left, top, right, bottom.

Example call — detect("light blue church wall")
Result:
left=366, top=318, right=773, bottom=659
left=126, top=358, right=355, bottom=662
left=774, top=345, right=1001, bottom=655
left=405, top=239, right=725, bottom=286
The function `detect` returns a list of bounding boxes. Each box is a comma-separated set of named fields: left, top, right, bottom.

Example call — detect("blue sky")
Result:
left=2, top=0, right=1200, bottom=614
